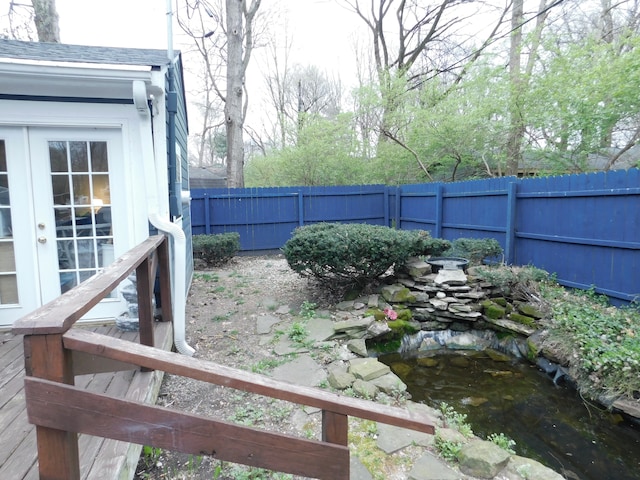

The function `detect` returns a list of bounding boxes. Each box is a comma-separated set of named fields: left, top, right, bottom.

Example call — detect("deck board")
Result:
left=0, top=321, right=173, bottom=480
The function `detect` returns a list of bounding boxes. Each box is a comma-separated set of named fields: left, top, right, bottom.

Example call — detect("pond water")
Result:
left=379, top=351, right=640, bottom=480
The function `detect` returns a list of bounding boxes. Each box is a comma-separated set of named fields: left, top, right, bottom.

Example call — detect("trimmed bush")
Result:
left=192, top=232, right=240, bottom=267
left=282, top=223, right=449, bottom=288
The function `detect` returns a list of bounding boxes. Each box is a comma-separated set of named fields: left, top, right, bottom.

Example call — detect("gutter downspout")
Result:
left=133, top=79, right=195, bottom=356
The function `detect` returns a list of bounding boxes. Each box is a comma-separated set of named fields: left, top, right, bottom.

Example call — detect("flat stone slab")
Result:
left=272, top=337, right=310, bottom=356
left=333, top=316, right=375, bottom=333
left=256, top=314, right=281, bottom=334
left=306, top=317, right=336, bottom=342
left=408, top=451, right=460, bottom=480
left=376, top=423, right=433, bottom=454
left=270, top=354, right=327, bottom=388
left=434, top=269, right=467, bottom=285
left=349, top=358, right=391, bottom=381
left=350, top=455, right=373, bottom=480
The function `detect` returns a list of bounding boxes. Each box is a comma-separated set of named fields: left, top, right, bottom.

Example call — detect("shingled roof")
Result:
left=0, top=38, right=175, bottom=68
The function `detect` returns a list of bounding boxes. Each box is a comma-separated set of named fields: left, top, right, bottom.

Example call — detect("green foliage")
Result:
left=475, top=265, right=550, bottom=302
left=245, top=114, right=368, bottom=187
left=299, top=300, right=317, bottom=319
left=287, top=321, right=308, bottom=344
left=192, top=233, right=240, bottom=267
left=283, top=223, right=447, bottom=288
left=487, top=433, right=516, bottom=454
left=439, top=402, right=473, bottom=437
left=434, top=436, right=463, bottom=462
left=545, top=294, right=640, bottom=398
left=444, top=238, right=503, bottom=265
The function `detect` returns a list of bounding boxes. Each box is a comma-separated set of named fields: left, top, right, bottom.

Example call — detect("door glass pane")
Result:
left=0, top=140, right=18, bottom=305
left=50, top=140, right=113, bottom=294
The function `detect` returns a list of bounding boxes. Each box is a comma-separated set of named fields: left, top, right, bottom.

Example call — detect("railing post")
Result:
left=137, top=254, right=155, bottom=373
left=322, top=410, right=349, bottom=479
left=23, top=333, right=80, bottom=480
left=156, top=236, right=173, bottom=324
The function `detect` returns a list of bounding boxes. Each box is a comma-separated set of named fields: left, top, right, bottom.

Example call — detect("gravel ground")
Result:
left=135, top=254, right=346, bottom=480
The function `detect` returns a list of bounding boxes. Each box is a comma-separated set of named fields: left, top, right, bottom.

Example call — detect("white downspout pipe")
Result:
left=134, top=80, right=195, bottom=356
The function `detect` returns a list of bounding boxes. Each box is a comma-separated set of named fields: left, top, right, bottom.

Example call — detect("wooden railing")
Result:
left=13, top=235, right=436, bottom=480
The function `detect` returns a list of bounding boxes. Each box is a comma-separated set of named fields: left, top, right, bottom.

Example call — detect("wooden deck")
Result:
left=0, top=321, right=173, bottom=480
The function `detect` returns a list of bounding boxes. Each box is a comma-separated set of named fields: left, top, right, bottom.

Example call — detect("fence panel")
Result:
left=190, top=169, right=639, bottom=303
left=190, top=185, right=389, bottom=251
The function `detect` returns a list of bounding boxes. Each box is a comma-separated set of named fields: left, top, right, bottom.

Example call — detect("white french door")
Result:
left=0, top=127, right=127, bottom=325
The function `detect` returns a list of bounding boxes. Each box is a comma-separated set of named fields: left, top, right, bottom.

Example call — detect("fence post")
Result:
left=384, top=186, right=390, bottom=227
left=505, top=182, right=517, bottom=264
left=297, top=192, right=304, bottom=226
left=203, top=192, right=211, bottom=234
left=435, top=185, right=443, bottom=238
left=394, top=186, right=401, bottom=229
left=23, top=333, right=80, bottom=480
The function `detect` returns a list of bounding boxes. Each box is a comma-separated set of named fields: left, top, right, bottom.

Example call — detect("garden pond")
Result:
left=379, top=350, right=640, bottom=480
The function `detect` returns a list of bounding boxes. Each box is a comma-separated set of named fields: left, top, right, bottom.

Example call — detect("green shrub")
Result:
left=192, top=232, right=240, bottom=267
left=444, top=238, right=503, bottom=265
left=282, top=223, right=448, bottom=288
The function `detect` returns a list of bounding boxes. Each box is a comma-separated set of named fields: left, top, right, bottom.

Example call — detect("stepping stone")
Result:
left=256, top=314, right=281, bottom=334
left=270, top=354, right=327, bottom=388
left=408, top=451, right=460, bottom=480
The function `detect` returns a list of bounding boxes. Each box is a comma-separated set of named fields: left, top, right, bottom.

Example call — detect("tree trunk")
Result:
left=31, top=0, right=60, bottom=42
left=506, top=0, right=524, bottom=176
left=225, top=0, right=245, bottom=188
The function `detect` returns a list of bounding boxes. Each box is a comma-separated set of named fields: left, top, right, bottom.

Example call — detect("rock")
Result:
left=366, top=320, right=391, bottom=338
left=429, top=298, right=449, bottom=310
left=352, top=379, right=379, bottom=399
left=417, top=356, right=440, bottom=367
left=335, top=300, right=355, bottom=310
left=436, top=427, right=468, bottom=444
left=381, top=284, right=417, bottom=303
left=484, top=317, right=536, bottom=336
left=405, top=258, right=433, bottom=278
left=349, top=358, right=391, bottom=381
left=461, top=396, right=489, bottom=407
left=367, top=294, right=379, bottom=308
left=306, top=317, right=336, bottom=342
left=370, top=372, right=407, bottom=394
left=457, top=440, right=511, bottom=478
left=376, top=423, right=433, bottom=454
left=347, top=339, right=368, bottom=357
left=328, top=368, right=356, bottom=390
left=508, top=312, right=536, bottom=327
left=333, top=316, right=375, bottom=337
left=444, top=332, right=488, bottom=350
left=408, top=451, right=460, bottom=480
left=504, top=455, right=566, bottom=480
left=255, top=314, right=281, bottom=334
left=270, top=355, right=327, bottom=388
left=612, top=398, right=640, bottom=418
left=516, top=302, right=545, bottom=319
left=419, top=337, right=442, bottom=351
left=434, top=269, right=467, bottom=286
left=455, top=291, right=486, bottom=300
left=482, top=300, right=506, bottom=319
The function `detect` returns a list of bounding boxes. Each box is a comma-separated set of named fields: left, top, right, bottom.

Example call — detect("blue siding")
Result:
left=191, top=169, right=640, bottom=304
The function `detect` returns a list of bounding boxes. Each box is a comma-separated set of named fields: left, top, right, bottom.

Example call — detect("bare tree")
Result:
left=176, top=0, right=262, bottom=187
left=31, top=0, right=59, bottom=42
left=342, top=0, right=509, bottom=150
left=225, top=0, right=261, bottom=188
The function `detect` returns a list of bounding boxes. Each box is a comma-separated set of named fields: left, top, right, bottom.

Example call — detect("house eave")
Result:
left=0, top=60, right=162, bottom=100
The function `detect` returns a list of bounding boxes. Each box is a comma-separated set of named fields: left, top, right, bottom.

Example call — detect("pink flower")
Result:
left=383, top=308, right=398, bottom=320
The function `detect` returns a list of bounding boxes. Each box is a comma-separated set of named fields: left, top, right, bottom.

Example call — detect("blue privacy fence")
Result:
left=190, top=169, right=640, bottom=303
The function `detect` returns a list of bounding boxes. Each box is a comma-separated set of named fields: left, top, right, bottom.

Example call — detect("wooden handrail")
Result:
left=13, top=235, right=170, bottom=335
left=63, top=329, right=437, bottom=433
left=14, top=235, right=436, bottom=480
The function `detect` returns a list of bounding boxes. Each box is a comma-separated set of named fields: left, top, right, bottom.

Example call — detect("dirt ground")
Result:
left=134, top=254, right=344, bottom=480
